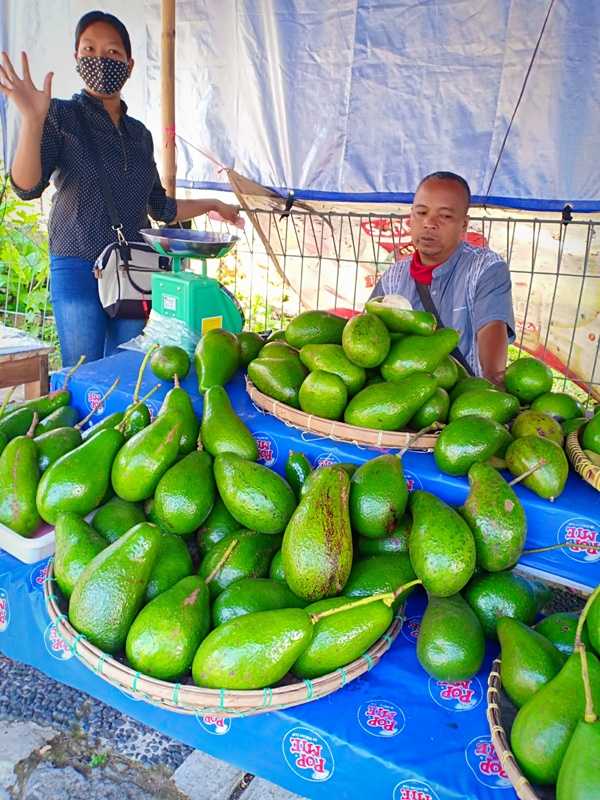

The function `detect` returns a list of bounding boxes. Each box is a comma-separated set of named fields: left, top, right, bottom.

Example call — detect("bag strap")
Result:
left=413, top=278, right=475, bottom=376
left=76, top=105, right=124, bottom=242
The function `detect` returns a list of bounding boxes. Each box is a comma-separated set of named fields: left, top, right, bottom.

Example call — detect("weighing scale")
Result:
left=140, top=228, right=244, bottom=336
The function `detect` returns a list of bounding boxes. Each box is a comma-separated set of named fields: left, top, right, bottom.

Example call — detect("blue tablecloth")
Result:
left=0, top=550, right=515, bottom=800
left=51, top=351, right=600, bottom=592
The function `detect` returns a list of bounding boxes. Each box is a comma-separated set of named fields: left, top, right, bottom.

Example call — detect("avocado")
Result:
left=380, top=328, right=460, bottom=382
left=357, top=514, right=411, bottom=556
left=534, top=611, right=592, bottom=657
left=341, top=312, right=391, bottom=368
left=145, top=530, right=194, bottom=601
left=409, top=491, right=476, bottom=597
left=349, top=454, right=408, bottom=538
left=269, top=549, right=286, bottom=582
left=463, top=570, right=538, bottom=639
left=344, top=374, right=438, bottom=430
left=198, top=530, right=280, bottom=598
left=91, top=497, right=146, bottom=544
left=504, top=357, right=553, bottom=403
left=126, top=575, right=210, bottom=680
left=364, top=297, right=436, bottom=335
left=212, top=577, right=306, bottom=627
left=150, top=345, right=190, bottom=381
left=292, top=595, right=393, bottom=679
left=237, top=331, right=264, bottom=365
left=34, top=426, right=82, bottom=473
left=158, top=378, right=200, bottom=456
left=582, top=412, right=600, bottom=455
left=54, top=512, right=107, bottom=598
left=196, top=495, right=241, bottom=555
left=434, top=415, right=512, bottom=476
left=284, top=451, right=312, bottom=500
left=68, top=522, right=161, bottom=653
left=409, top=388, right=449, bottom=429
left=285, top=310, right=347, bottom=348
left=449, top=376, right=493, bottom=403
left=344, top=552, right=417, bottom=609
left=531, top=391, right=581, bottom=422
left=298, top=370, right=348, bottom=420
left=195, top=328, right=240, bottom=392
left=511, top=409, right=564, bottom=446
left=299, top=344, right=366, bottom=396
left=0, top=424, right=41, bottom=536
left=505, top=435, right=569, bottom=500
left=449, top=388, right=520, bottom=425
left=417, top=593, right=485, bottom=681
left=258, top=341, right=301, bottom=361
left=461, top=462, right=526, bottom=572
left=431, top=356, right=460, bottom=390
left=247, top=356, right=308, bottom=408
left=282, top=465, right=353, bottom=601
left=214, top=452, right=296, bottom=535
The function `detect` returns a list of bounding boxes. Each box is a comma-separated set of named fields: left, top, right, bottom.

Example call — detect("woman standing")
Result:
left=1, top=10, right=241, bottom=366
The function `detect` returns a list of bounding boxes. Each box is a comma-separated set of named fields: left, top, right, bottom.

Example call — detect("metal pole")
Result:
left=161, top=0, right=176, bottom=198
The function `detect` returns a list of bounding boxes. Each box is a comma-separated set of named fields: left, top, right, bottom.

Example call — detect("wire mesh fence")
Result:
left=1, top=204, right=599, bottom=401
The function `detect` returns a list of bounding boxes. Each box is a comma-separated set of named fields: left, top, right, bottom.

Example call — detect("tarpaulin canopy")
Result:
left=1, top=0, right=599, bottom=210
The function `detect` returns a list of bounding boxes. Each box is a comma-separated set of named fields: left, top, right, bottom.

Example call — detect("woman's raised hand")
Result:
left=0, top=52, right=53, bottom=123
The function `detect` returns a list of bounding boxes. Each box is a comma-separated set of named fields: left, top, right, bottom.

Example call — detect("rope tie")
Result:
left=132, top=671, right=141, bottom=692
left=96, top=653, right=107, bottom=675
left=303, top=679, right=314, bottom=699
left=172, top=683, right=181, bottom=706
left=219, top=688, right=226, bottom=710
left=70, top=633, right=86, bottom=655
left=362, top=653, right=375, bottom=671
left=338, top=668, right=348, bottom=687
left=262, top=686, right=273, bottom=707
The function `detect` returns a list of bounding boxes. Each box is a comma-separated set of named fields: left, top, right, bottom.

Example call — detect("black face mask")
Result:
left=76, top=56, right=129, bottom=95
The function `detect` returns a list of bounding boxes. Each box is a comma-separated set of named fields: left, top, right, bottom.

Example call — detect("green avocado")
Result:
left=511, top=409, right=564, bottom=446
left=463, top=570, right=538, bottom=639
left=341, top=312, right=391, bottom=368
left=344, top=375, right=438, bottom=430
left=91, top=497, right=146, bottom=544
left=201, top=385, right=258, bottom=460
left=504, top=357, right=553, bottom=404
left=349, top=454, right=408, bottom=538
left=298, top=370, right=348, bottom=420
left=198, top=530, right=280, bottom=598
left=212, top=577, right=306, bottom=627
left=237, top=331, right=264, bottom=366
left=195, top=328, right=240, bottom=393
left=247, top=356, right=308, bottom=408
left=150, top=345, right=190, bottom=381
left=299, top=344, right=366, bottom=396
left=54, top=512, right=107, bottom=598
left=530, top=391, right=581, bottom=422
left=380, top=328, right=460, bottom=382
left=285, top=310, right=347, bottom=348
left=505, top=435, right=569, bottom=500
left=364, top=297, right=437, bottom=335
left=434, top=415, right=512, bottom=476
left=449, top=388, right=520, bottom=425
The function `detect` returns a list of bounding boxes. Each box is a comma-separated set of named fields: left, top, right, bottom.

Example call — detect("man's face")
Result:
left=409, top=178, right=469, bottom=264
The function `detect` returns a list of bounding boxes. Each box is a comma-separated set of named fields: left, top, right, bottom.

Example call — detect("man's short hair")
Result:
left=417, top=171, right=471, bottom=209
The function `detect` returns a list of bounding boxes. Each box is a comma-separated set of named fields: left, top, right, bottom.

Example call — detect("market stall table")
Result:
left=0, top=548, right=516, bottom=800
left=51, top=351, right=600, bottom=593
left=0, top=325, right=52, bottom=399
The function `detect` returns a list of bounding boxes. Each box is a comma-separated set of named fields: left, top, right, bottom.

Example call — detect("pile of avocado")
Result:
left=244, top=307, right=599, bottom=502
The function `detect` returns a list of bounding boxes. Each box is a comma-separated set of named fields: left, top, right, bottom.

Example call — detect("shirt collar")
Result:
left=429, top=242, right=465, bottom=280
left=75, top=90, right=131, bottom=130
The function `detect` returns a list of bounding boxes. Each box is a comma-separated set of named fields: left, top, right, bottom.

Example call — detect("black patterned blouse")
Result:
left=11, top=90, right=177, bottom=263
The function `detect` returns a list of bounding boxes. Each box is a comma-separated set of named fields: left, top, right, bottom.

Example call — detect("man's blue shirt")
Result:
left=369, top=242, right=516, bottom=376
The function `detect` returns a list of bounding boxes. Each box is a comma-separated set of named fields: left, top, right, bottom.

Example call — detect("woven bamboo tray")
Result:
left=44, top=562, right=403, bottom=717
left=487, top=658, right=541, bottom=800
left=245, top=377, right=439, bottom=452
left=566, top=429, right=600, bottom=492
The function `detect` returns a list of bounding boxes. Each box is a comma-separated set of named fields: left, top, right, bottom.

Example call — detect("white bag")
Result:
left=94, top=241, right=171, bottom=319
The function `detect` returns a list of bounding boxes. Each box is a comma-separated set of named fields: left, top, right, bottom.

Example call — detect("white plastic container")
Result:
left=0, top=520, right=55, bottom=564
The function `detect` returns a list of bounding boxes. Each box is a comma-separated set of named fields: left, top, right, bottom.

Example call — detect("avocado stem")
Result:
left=75, top=378, right=121, bottom=429
left=577, top=641, right=597, bottom=724
left=521, top=542, right=600, bottom=556
left=26, top=413, right=39, bottom=438
left=63, top=355, right=86, bottom=389
left=174, top=374, right=180, bottom=388
left=116, top=384, right=161, bottom=431
left=204, top=539, right=238, bottom=584
left=0, top=386, right=16, bottom=418
left=508, top=458, right=546, bottom=487
left=575, top=583, right=600, bottom=651
left=309, top=578, right=423, bottom=624
left=133, top=344, right=159, bottom=403
left=399, top=423, right=443, bottom=457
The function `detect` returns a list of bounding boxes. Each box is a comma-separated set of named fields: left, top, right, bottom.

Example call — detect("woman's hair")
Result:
left=75, top=10, right=132, bottom=59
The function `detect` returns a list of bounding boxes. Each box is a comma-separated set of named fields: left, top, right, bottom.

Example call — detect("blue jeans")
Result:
left=50, top=256, right=145, bottom=367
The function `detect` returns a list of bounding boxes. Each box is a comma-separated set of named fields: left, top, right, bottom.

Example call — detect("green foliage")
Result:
left=0, top=177, right=56, bottom=348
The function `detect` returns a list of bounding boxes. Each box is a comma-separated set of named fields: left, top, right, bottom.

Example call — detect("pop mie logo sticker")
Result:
left=44, top=621, right=73, bottom=661
left=313, top=452, right=340, bottom=468
left=196, top=713, right=232, bottom=736
left=393, top=779, right=440, bottom=800
left=282, top=727, right=334, bottom=782
left=357, top=699, right=405, bottom=737
left=401, top=616, right=421, bottom=644
left=556, top=517, right=600, bottom=563
left=28, top=560, right=50, bottom=592
left=86, top=386, right=106, bottom=415
left=253, top=431, right=278, bottom=467
left=429, top=677, right=482, bottom=711
left=465, top=735, right=512, bottom=789
left=0, top=589, right=10, bottom=632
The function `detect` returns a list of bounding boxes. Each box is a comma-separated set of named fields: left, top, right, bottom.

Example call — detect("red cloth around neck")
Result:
left=410, top=250, right=443, bottom=285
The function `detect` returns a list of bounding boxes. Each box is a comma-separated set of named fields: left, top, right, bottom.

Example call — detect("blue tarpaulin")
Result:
left=50, top=351, right=600, bottom=592
left=0, top=552, right=515, bottom=800
left=2, top=0, right=600, bottom=210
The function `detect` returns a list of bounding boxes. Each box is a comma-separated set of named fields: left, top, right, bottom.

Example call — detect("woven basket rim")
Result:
left=245, top=377, right=439, bottom=452
left=566, top=429, right=600, bottom=492
left=44, top=563, right=403, bottom=717
left=486, top=658, right=541, bottom=800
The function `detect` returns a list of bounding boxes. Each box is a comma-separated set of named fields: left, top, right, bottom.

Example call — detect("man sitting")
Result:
left=369, top=171, right=515, bottom=385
